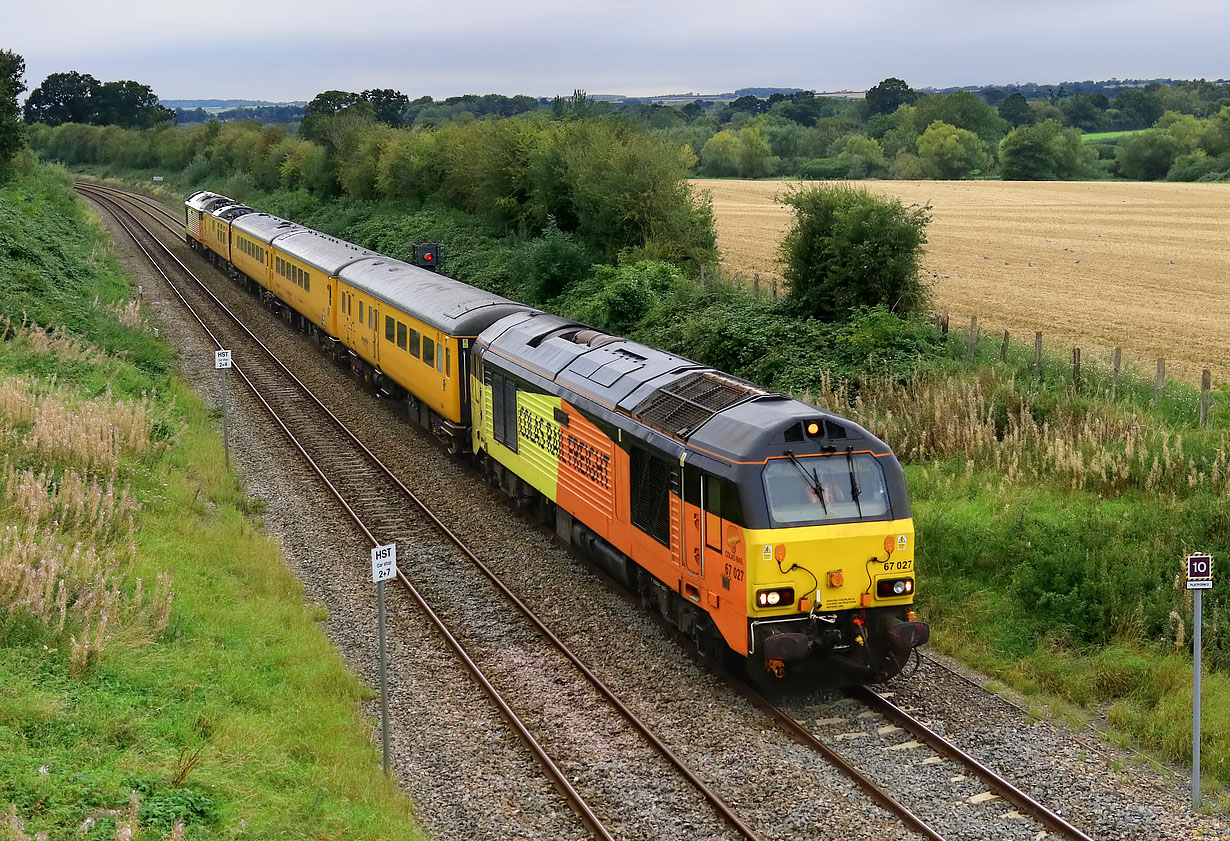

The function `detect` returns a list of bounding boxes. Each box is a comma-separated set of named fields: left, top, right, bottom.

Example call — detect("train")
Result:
left=184, top=189, right=930, bottom=686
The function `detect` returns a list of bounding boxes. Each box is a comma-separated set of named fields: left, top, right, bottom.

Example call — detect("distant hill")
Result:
left=160, top=99, right=307, bottom=110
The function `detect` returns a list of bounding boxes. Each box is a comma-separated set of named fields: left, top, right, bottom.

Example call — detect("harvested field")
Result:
left=696, top=178, right=1230, bottom=385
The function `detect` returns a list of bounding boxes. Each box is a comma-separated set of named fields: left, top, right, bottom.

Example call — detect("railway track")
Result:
left=79, top=180, right=1100, bottom=841
left=76, top=182, right=765, bottom=841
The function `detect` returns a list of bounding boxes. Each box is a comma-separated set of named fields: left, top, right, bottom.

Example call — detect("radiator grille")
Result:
left=629, top=446, right=672, bottom=546
left=632, top=371, right=764, bottom=438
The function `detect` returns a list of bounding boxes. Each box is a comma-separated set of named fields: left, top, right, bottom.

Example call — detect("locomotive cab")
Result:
left=685, top=398, right=929, bottom=685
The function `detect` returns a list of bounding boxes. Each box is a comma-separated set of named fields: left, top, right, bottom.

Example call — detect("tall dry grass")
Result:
left=804, top=367, right=1230, bottom=499
left=0, top=365, right=171, bottom=676
left=0, top=375, right=155, bottom=474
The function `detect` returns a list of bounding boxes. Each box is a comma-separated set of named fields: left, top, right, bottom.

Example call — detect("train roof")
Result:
left=477, top=310, right=890, bottom=464
left=184, top=190, right=227, bottom=211
left=339, top=257, right=536, bottom=337
left=270, top=228, right=378, bottom=276
left=232, top=212, right=304, bottom=243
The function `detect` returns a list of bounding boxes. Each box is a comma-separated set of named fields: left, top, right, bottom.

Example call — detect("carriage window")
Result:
left=409, top=329, right=420, bottom=357
left=436, top=344, right=443, bottom=372
left=396, top=322, right=407, bottom=350
left=445, top=347, right=450, bottom=377
left=385, top=316, right=395, bottom=342
left=358, top=301, right=363, bottom=322
left=762, top=454, right=890, bottom=526
left=423, top=337, right=435, bottom=366
left=304, top=271, right=310, bottom=292
left=369, top=308, right=375, bottom=330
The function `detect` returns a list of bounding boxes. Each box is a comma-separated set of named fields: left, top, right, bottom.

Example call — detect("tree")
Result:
left=361, top=88, right=410, bottom=127
left=0, top=49, right=26, bottom=176
left=910, top=92, right=1006, bottom=147
left=916, top=121, right=988, bottom=179
left=865, top=78, right=917, bottom=117
left=998, top=119, right=1098, bottom=180
left=998, top=92, right=1034, bottom=128
left=95, top=80, right=173, bottom=128
left=778, top=183, right=930, bottom=321
left=24, top=71, right=100, bottom=125
left=1115, top=130, right=1180, bottom=180
left=700, top=129, right=741, bottom=176
left=23, top=72, right=170, bottom=127
left=1114, top=88, right=1164, bottom=130
left=831, top=134, right=884, bottom=178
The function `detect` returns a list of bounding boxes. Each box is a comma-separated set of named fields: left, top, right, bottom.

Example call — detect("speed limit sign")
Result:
left=1187, top=553, right=1214, bottom=590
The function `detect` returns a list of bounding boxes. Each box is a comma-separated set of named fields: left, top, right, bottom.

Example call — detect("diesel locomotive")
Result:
left=185, top=189, right=929, bottom=685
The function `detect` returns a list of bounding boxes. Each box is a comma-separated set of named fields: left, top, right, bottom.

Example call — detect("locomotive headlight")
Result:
left=892, top=581, right=906, bottom=595
left=767, top=591, right=781, bottom=605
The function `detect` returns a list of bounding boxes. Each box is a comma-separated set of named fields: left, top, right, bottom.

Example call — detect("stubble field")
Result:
left=696, top=178, right=1230, bottom=385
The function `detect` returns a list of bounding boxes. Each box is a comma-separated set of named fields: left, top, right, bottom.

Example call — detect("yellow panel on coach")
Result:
left=230, top=231, right=269, bottom=289
left=358, top=291, right=465, bottom=424
left=203, top=213, right=230, bottom=262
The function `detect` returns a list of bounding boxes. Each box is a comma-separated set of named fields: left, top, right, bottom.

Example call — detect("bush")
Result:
left=517, top=219, right=593, bottom=302
left=798, top=157, right=848, bottom=179
left=558, top=260, right=682, bottom=335
left=777, top=183, right=931, bottom=321
left=999, top=119, right=1099, bottom=180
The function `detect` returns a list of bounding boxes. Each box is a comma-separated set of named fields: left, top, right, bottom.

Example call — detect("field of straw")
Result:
left=696, top=179, right=1230, bottom=385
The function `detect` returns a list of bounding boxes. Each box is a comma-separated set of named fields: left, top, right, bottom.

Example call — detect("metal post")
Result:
left=378, top=578, right=390, bottom=774
left=220, top=366, right=229, bottom=470
left=1194, top=587, right=1202, bottom=809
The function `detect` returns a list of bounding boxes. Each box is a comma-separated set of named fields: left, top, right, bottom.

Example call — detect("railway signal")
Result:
left=413, top=243, right=443, bottom=272
left=1187, top=552, right=1213, bottom=809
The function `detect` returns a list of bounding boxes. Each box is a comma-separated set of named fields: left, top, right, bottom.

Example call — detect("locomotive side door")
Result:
left=681, top=463, right=704, bottom=602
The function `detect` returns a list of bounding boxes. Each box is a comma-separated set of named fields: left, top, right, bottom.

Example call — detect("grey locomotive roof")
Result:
left=475, top=310, right=889, bottom=463
left=340, top=257, right=536, bottom=336
left=185, top=191, right=226, bottom=211
left=232, top=212, right=305, bottom=244
left=481, top=311, right=713, bottom=411
left=273, top=229, right=377, bottom=276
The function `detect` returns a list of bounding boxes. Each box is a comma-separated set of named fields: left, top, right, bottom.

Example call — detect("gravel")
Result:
left=84, top=188, right=1229, bottom=841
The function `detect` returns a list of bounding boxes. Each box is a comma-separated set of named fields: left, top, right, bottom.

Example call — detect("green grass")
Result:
left=0, top=167, right=423, bottom=839
left=1082, top=129, right=1146, bottom=142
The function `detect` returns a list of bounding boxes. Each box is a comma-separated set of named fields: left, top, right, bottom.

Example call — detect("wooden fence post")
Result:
left=753, top=273, right=760, bottom=295
left=1155, top=358, right=1166, bottom=404
left=966, top=316, right=979, bottom=363
left=771, top=278, right=778, bottom=299
left=1201, top=369, right=1212, bottom=426
left=941, top=313, right=949, bottom=335
left=1072, top=347, right=1081, bottom=391
left=1034, top=332, right=1043, bottom=376
left=1000, top=330, right=1009, bottom=362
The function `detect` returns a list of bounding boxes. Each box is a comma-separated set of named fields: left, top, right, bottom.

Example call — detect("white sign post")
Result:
left=371, top=543, right=397, bottom=774
left=214, top=350, right=232, bottom=469
left=1187, top=552, right=1213, bottom=809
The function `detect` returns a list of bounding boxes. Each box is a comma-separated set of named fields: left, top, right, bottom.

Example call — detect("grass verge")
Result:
left=0, top=166, right=422, bottom=838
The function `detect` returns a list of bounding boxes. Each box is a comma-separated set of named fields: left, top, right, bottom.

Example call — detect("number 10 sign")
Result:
left=1187, top=553, right=1214, bottom=590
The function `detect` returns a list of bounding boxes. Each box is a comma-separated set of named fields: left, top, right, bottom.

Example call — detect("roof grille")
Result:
left=631, top=371, right=765, bottom=438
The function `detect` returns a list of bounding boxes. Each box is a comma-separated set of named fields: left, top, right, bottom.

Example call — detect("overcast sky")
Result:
left=7, top=1, right=1229, bottom=102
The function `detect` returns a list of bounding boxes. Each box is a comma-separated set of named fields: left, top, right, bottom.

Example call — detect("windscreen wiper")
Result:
left=785, top=450, right=827, bottom=513
left=845, top=447, right=863, bottom=518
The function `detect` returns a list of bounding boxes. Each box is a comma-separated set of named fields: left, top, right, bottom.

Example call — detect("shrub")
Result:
left=777, top=183, right=931, bottom=321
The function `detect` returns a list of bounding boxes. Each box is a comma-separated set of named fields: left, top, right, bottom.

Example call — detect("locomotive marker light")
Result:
left=214, top=350, right=232, bottom=469
left=1187, top=552, right=1213, bottom=809
left=371, top=542, right=398, bottom=774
